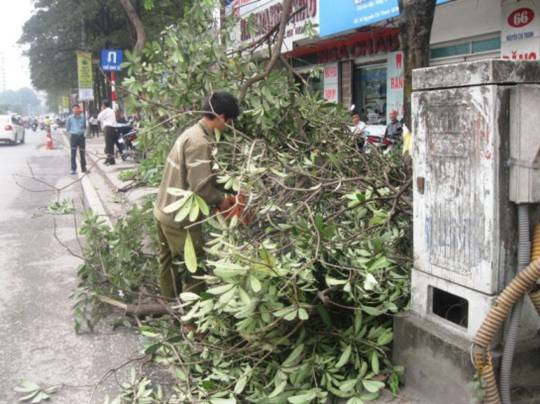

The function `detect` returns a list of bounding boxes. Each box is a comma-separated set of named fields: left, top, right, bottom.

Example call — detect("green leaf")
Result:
left=377, top=330, right=393, bottom=346
left=238, top=287, right=251, bottom=305
left=15, top=380, right=41, bottom=393
left=234, top=374, right=248, bottom=395
left=163, top=196, right=189, bottom=213
left=316, top=305, right=332, bottom=328
left=166, top=187, right=191, bottom=197
left=325, top=276, right=347, bottom=286
left=369, top=256, right=390, bottom=271
left=298, top=307, right=309, bottom=321
left=284, top=309, right=298, bottom=321
left=175, top=197, right=193, bottom=222
left=145, top=343, right=162, bottom=354
left=361, top=380, right=385, bottom=393
left=210, top=399, right=236, bottom=404
left=361, top=306, right=383, bottom=316
left=207, top=284, right=235, bottom=295
left=346, top=398, right=364, bottom=404
left=282, top=343, right=304, bottom=367
left=31, top=392, right=50, bottom=403
left=189, top=201, right=200, bottom=222
left=339, top=379, right=358, bottom=392
left=249, top=275, right=262, bottom=293
left=179, top=292, right=200, bottom=302
left=184, top=231, right=198, bottom=273
left=335, top=345, right=352, bottom=369
left=215, top=266, right=242, bottom=278
left=268, top=379, right=287, bottom=398
left=274, top=306, right=296, bottom=318
left=218, top=286, right=237, bottom=305
left=18, top=391, right=39, bottom=402
left=195, top=195, right=210, bottom=216
left=370, top=351, right=380, bottom=374
left=363, top=273, right=378, bottom=291
left=287, top=390, right=317, bottom=404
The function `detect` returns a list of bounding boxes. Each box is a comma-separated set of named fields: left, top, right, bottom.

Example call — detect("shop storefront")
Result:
left=229, top=0, right=539, bottom=125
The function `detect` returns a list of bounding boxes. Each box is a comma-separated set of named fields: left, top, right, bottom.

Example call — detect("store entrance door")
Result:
left=353, top=65, right=387, bottom=125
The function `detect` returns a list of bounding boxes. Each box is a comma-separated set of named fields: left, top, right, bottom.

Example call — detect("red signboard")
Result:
left=508, top=8, right=535, bottom=28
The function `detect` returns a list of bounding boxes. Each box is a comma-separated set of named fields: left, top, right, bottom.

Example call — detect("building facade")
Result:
left=229, top=0, right=540, bottom=124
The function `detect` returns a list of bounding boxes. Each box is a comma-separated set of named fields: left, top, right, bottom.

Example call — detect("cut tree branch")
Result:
left=98, top=295, right=171, bottom=317
left=238, top=0, right=293, bottom=103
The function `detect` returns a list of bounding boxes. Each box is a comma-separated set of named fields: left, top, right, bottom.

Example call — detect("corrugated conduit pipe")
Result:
left=473, top=207, right=540, bottom=404
left=500, top=205, right=530, bottom=404
left=529, top=225, right=540, bottom=315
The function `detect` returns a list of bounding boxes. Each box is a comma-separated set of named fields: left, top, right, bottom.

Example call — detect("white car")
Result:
left=0, top=115, right=25, bottom=144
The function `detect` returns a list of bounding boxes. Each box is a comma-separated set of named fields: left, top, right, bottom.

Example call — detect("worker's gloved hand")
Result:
left=218, top=196, right=234, bottom=214
left=217, top=193, right=254, bottom=225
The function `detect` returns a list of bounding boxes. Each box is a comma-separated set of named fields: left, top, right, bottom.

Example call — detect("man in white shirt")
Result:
left=351, top=112, right=366, bottom=151
left=97, top=100, right=117, bottom=165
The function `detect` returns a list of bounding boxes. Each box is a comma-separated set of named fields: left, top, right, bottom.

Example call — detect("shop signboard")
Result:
left=386, top=51, right=404, bottom=121
left=501, top=0, right=540, bottom=60
left=76, top=51, right=94, bottom=101
left=319, top=0, right=450, bottom=37
left=228, top=0, right=319, bottom=52
left=323, top=63, right=339, bottom=103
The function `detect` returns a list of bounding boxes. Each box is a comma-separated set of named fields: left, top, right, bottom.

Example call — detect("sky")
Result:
left=0, top=0, right=34, bottom=91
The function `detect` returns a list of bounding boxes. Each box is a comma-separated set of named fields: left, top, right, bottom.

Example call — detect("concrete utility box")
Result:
left=509, top=85, right=540, bottom=204
left=393, top=60, right=540, bottom=404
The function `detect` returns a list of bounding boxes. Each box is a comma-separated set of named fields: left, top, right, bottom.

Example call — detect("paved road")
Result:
left=0, top=130, right=140, bottom=403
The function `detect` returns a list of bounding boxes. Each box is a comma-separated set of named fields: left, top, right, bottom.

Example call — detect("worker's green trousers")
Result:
left=155, top=220, right=205, bottom=299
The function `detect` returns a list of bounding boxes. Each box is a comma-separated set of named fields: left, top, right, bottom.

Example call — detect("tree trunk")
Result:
left=398, top=0, right=436, bottom=128
left=118, top=0, right=146, bottom=52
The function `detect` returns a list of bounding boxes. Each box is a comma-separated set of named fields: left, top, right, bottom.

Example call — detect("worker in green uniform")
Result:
left=153, top=91, right=240, bottom=299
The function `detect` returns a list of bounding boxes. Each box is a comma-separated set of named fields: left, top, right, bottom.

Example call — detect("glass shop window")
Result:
left=353, top=66, right=387, bottom=125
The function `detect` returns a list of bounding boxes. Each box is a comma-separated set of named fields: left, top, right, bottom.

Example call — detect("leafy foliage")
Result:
left=14, top=379, right=57, bottom=403
left=0, top=88, right=42, bottom=116
left=47, top=198, right=75, bottom=215
left=20, top=0, right=194, bottom=107
left=72, top=198, right=159, bottom=332
left=77, top=2, right=413, bottom=402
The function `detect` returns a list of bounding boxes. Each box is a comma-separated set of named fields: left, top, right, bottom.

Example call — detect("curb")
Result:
left=61, top=131, right=112, bottom=228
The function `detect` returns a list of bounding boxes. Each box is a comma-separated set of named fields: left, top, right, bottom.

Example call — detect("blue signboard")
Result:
left=320, top=0, right=450, bottom=37
left=100, top=49, right=124, bottom=71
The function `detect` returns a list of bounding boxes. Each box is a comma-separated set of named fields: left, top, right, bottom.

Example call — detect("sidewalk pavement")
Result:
left=70, top=133, right=157, bottom=223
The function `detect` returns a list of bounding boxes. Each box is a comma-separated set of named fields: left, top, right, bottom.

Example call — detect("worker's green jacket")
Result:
left=153, top=120, right=223, bottom=229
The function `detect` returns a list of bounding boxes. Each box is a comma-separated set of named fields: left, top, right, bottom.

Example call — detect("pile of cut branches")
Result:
left=75, top=2, right=413, bottom=403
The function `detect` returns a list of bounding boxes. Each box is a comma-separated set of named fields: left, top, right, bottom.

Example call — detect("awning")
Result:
left=285, top=28, right=400, bottom=59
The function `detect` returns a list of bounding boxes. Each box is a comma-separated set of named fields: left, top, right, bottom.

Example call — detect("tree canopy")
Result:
left=0, top=88, right=42, bottom=116
left=19, top=0, right=193, bottom=100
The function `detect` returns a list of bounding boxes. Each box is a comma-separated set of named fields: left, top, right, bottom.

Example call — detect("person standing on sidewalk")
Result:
left=97, top=100, right=117, bottom=165
left=153, top=91, right=240, bottom=299
left=88, top=114, right=99, bottom=137
left=65, top=104, right=87, bottom=175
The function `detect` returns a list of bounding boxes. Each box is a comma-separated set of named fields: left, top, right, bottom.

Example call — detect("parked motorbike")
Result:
left=116, top=122, right=140, bottom=161
left=31, top=123, right=38, bottom=132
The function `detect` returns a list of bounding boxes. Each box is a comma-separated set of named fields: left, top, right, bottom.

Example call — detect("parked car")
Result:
left=0, top=115, right=25, bottom=144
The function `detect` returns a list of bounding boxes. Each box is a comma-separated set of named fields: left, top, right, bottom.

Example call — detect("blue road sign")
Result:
left=100, top=49, right=124, bottom=71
